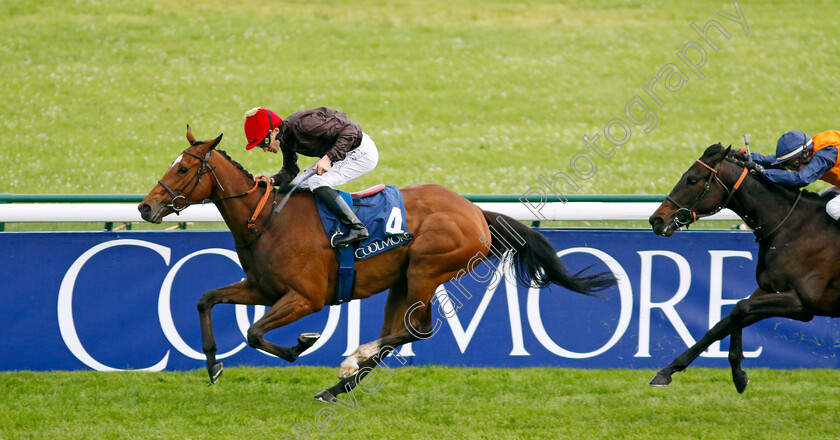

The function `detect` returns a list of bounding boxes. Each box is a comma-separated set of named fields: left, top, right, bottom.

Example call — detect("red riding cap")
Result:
left=243, top=107, right=282, bottom=150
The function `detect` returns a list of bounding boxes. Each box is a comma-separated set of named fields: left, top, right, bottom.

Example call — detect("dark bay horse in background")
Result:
left=649, top=143, right=840, bottom=393
left=138, top=127, right=617, bottom=401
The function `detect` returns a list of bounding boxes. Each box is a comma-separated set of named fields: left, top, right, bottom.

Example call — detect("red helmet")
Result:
left=243, top=107, right=282, bottom=150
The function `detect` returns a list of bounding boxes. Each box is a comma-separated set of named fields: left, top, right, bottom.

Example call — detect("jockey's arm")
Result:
left=325, top=124, right=362, bottom=163
left=762, top=146, right=838, bottom=188
left=270, top=147, right=300, bottom=186
left=750, top=152, right=778, bottom=167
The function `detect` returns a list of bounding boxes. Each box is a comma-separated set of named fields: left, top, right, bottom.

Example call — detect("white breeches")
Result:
left=295, top=133, right=379, bottom=190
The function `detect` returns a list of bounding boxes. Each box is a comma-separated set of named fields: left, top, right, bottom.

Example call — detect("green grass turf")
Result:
left=4, top=0, right=838, bottom=231
left=2, top=366, right=840, bottom=439
left=2, top=0, right=838, bottom=198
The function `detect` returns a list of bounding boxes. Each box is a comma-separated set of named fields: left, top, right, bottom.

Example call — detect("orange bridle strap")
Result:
left=732, top=167, right=748, bottom=190
left=247, top=180, right=273, bottom=231
left=696, top=159, right=718, bottom=173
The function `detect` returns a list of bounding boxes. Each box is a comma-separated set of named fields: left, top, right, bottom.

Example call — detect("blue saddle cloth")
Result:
left=314, top=184, right=413, bottom=304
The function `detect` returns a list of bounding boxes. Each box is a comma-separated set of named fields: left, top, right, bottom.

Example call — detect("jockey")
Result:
left=748, top=129, right=840, bottom=219
left=243, top=107, right=379, bottom=247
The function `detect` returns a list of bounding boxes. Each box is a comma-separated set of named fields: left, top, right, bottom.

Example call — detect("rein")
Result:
left=235, top=170, right=317, bottom=249
left=245, top=181, right=274, bottom=233
left=753, top=190, right=802, bottom=242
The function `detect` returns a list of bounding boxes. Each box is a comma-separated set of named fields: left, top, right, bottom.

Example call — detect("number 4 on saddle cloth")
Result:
left=314, top=184, right=414, bottom=304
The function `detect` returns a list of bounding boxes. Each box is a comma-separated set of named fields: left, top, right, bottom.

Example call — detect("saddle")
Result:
left=314, top=184, right=413, bottom=304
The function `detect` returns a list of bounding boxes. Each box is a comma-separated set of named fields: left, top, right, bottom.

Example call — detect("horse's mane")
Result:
left=215, top=149, right=254, bottom=180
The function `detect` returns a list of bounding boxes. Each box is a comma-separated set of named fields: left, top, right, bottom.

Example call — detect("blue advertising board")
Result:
left=1, top=229, right=838, bottom=371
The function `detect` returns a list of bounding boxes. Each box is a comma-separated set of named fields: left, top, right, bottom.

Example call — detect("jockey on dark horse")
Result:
left=747, top=129, right=840, bottom=219
left=243, top=107, right=378, bottom=248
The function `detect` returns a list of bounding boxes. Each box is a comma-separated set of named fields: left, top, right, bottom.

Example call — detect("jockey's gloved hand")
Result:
left=745, top=160, right=765, bottom=174
left=733, top=151, right=750, bottom=162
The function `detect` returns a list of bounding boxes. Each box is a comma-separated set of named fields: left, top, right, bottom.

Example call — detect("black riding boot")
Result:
left=313, top=187, right=370, bottom=248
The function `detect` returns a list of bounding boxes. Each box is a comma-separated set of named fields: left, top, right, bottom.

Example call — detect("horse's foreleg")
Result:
left=651, top=287, right=761, bottom=387
left=649, top=314, right=735, bottom=387
left=651, top=289, right=810, bottom=390
left=726, top=292, right=809, bottom=393
left=197, top=280, right=271, bottom=383
left=728, top=324, right=749, bottom=393
left=245, top=291, right=322, bottom=362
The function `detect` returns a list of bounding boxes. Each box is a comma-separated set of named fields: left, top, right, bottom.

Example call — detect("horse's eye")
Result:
left=178, top=166, right=189, bottom=174
left=686, top=176, right=699, bottom=185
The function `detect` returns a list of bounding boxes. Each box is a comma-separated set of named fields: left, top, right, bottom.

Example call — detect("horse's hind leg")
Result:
left=316, top=277, right=439, bottom=402
left=338, top=278, right=409, bottom=378
left=315, top=344, right=405, bottom=403
left=197, top=280, right=272, bottom=383
left=315, top=208, right=488, bottom=402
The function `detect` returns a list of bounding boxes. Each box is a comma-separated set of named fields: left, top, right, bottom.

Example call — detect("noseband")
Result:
left=158, top=150, right=225, bottom=214
left=665, top=158, right=748, bottom=229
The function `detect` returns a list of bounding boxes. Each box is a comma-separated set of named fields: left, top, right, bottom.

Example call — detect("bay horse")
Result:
left=648, top=143, right=840, bottom=393
left=138, top=127, right=617, bottom=401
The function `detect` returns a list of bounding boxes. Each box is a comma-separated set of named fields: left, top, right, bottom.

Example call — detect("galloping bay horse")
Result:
left=138, top=127, right=617, bottom=401
left=649, top=143, right=840, bottom=393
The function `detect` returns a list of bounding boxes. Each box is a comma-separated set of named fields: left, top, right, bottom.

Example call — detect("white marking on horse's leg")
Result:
left=338, top=340, right=380, bottom=378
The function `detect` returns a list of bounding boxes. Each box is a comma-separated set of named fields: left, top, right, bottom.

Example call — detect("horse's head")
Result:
left=138, top=126, right=224, bottom=223
left=649, top=143, right=738, bottom=236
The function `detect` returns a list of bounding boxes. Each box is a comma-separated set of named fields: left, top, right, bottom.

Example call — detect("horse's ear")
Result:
left=209, top=133, right=223, bottom=150
left=186, top=124, right=197, bottom=145
left=721, top=145, right=732, bottom=161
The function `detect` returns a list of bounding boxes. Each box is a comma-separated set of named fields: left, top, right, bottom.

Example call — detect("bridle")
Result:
left=158, top=149, right=225, bottom=214
left=157, top=148, right=273, bottom=232
left=156, top=147, right=315, bottom=247
left=665, top=150, right=804, bottom=242
left=665, top=158, right=748, bottom=229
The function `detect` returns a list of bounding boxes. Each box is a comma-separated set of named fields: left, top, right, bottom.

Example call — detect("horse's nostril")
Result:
left=138, top=203, right=150, bottom=214
left=649, top=216, right=662, bottom=227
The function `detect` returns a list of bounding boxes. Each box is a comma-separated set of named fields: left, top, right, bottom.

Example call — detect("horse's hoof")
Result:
left=298, top=332, right=321, bottom=348
left=208, top=362, right=224, bottom=384
left=315, top=389, right=337, bottom=403
left=734, top=370, right=750, bottom=394
left=649, top=371, right=672, bottom=387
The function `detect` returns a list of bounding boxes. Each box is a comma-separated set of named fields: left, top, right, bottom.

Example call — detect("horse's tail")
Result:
left=482, top=210, right=617, bottom=295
